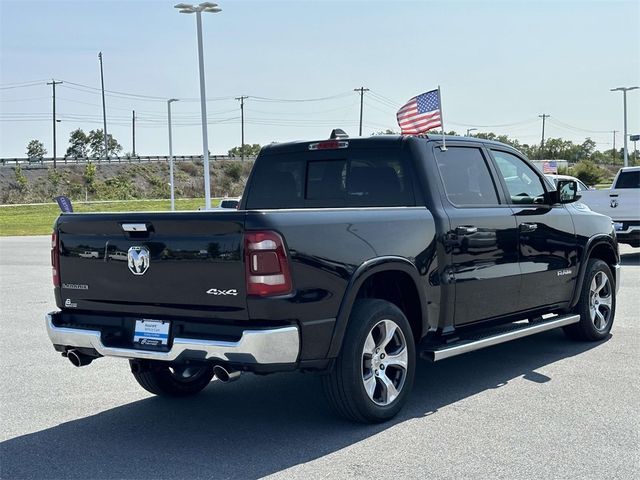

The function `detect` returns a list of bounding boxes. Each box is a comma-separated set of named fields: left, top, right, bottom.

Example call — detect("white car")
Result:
left=544, top=174, right=591, bottom=192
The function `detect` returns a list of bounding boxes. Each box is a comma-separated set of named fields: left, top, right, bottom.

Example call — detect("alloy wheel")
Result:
left=361, top=319, right=408, bottom=406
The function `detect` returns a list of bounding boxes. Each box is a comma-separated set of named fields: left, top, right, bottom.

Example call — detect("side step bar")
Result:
left=421, top=314, right=580, bottom=362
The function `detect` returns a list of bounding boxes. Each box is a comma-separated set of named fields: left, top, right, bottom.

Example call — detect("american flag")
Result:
left=396, top=89, right=442, bottom=135
left=542, top=161, right=557, bottom=174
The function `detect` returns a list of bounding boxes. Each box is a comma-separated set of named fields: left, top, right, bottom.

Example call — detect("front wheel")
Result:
left=130, top=361, right=215, bottom=397
left=564, top=259, right=616, bottom=341
left=322, top=299, right=416, bottom=423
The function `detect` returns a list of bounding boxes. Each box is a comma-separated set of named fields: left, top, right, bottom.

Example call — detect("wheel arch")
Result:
left=570, top=235, right=619, bottom=308
left=326, top=257, right=427, bottom=358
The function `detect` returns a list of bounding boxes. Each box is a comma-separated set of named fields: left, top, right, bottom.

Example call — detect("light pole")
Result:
left=466, top=128, right=477, bottom=137
left=167, top=99, right=179, bottom=211
left=611, top=86, right=639, bottom=167
left=175, top=2, right=222, bottom=210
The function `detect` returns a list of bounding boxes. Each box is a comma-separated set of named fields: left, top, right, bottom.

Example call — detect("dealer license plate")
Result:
left=133, top=319, right=170, bottom=349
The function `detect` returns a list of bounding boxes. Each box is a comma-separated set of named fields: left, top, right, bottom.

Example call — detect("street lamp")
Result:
left=611, top=86, right=639, bottom=167
left=466, top=128, right=477, bottom=137
left=175, top=2, right=222, bottom=210
left=167, top=98, right=179, bottom=211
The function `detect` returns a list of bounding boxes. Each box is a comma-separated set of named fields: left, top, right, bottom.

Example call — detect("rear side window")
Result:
left=435, top=147, right=499, bottom=206
left=615, top=170, right=640, bottom=189
left=245, top=151, right=415, bottom=209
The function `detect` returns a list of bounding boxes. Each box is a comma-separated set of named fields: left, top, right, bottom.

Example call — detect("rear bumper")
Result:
left=45, top=312, right=300, bottom=365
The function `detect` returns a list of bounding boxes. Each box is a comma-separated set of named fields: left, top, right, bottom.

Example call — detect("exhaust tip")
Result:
left=213, top=365, right=240, bottom=383
left=67, top=349, right=93, bottom=367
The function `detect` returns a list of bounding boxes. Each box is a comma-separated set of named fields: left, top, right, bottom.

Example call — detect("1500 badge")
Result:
left=557, top=269, right=572, bottom=276
left=206, top=288, right=238, bottom=296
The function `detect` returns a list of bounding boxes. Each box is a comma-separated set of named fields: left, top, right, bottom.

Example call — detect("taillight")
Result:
left=51, top=231, right=60, bottom=287
left=245, top=231, right=292, bottom=297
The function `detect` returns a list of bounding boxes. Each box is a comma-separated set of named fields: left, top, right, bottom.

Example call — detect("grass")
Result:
left=0, top=198, right=213, bottom=236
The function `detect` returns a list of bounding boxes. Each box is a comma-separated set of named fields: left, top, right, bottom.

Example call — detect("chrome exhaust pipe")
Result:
left=213, top=365, right=241, bottom=383
left=67, top=349, right=94, bottom=367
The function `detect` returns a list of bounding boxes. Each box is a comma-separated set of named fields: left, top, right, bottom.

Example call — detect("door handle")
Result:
left=455, top=226, right=478, bottom=235
left=520, top=222, right=538, bottom=232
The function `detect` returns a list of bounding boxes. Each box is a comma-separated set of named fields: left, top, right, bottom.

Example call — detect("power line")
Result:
left=0, top=81, right=47, bottom=90
left=249, top=92, right=352, bottom=103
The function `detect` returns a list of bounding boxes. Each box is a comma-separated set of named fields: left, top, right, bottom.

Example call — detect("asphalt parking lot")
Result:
left=1, top=236, right=638, bottom=480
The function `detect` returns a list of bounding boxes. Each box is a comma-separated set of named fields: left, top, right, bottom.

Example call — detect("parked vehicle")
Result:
left=216, top=197, right=241, bottom=210
left=545, top=174, right=591, bottom=191
left=578, top=166, right=640, bottom=247
left=198, top=197, right=241, bottom=211
left=46, top=131, right=620, bottom=423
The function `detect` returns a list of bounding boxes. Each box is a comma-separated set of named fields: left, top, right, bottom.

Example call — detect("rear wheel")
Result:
left=322, top=299, right=416, bottom=423
left=130, top=361, right=215, bottom=397
left=564, top=259, right=615, bottom=341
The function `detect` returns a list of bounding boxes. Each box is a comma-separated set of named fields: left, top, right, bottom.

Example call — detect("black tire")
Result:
left=322, top=299, right=416, bottom=423
left=563, top=259, right=616, bottom=341
left=130, top=361, right=215, bottom=397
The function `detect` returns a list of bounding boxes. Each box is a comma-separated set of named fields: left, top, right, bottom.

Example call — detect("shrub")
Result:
left=570, top=160, right=605, bottom=186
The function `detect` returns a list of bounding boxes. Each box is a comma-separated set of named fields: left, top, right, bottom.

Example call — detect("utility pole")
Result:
left=354, top=87, right=369, bottom=136
left=612, top=130, right=618, bottom=163
left=235, top=96, right=248, bottom=161
left=46, top=80, right=63, bottom=168
left=98, top=52, right=109, bottom=161
left=538, top=114, right=550, bottom=159
left=132, top=110, right=136, bottom=157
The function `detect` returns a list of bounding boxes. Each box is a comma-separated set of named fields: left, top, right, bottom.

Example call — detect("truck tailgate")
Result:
left=56, top=211, right=248, bottom=320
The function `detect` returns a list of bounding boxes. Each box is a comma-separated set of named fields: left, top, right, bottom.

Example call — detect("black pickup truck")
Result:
left=46, top=131, right=620, bottom=423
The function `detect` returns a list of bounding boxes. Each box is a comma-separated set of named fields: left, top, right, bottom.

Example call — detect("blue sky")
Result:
left=1, top=0, right=638, bottom=158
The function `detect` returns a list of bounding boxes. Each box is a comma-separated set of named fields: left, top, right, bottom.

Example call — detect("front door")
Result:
left=489, top=149, right=578, bottom=310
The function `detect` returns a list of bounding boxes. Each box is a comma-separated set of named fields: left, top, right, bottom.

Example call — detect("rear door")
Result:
left=57, top=211, right=249, bottom=320
left=433, top=143, right=520, bottom=326
left=488, top=148, right=578, bottom=310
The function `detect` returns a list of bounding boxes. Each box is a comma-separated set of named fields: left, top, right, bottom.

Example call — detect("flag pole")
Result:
left=438, top=85, right=446, bottom=150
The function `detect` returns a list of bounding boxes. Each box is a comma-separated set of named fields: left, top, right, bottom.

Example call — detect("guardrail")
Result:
left=0, top=155, right=256, bottom=167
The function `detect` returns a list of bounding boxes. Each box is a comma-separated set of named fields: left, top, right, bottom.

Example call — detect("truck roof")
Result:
left=260, top=133, right=520, bottom=154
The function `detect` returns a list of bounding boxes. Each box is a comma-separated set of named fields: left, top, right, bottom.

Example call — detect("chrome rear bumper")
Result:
left=45, top=313, right=299, bottom=364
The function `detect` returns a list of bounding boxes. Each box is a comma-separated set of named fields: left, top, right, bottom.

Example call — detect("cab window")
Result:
left=491, top=150, right=546, bottom=204
left=434, top=146, right=500, bottom=206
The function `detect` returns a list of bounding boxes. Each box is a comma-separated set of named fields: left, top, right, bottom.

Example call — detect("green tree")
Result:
left=65, top=129, right=89, bottom=158
left=26, top=139, right=47, bottom=158
left=88, top=129, right=123, bottom=158
left=227, top=143, right=261, bottom=157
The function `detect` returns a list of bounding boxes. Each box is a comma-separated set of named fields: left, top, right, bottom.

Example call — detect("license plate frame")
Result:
left=133, top=319, right=170, bottom=350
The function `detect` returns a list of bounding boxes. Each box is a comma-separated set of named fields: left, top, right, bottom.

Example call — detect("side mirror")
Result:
left=552, top=179, right=582, bottom=204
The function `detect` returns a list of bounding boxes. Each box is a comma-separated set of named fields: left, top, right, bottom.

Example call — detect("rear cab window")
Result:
left=245, top=146, right=416, bottom=209
left=615, top=170, right=640, bottom=189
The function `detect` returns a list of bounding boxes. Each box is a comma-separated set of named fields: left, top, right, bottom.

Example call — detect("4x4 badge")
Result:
left=128, top=246, right=150, bottom=275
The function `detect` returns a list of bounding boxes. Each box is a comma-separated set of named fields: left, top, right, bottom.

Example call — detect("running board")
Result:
left=421, top=314, right=580, bottom=362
